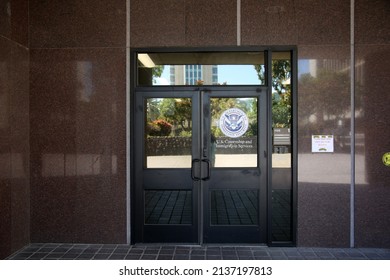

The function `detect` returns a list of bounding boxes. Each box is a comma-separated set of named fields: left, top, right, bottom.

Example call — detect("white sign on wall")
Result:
left=311, top=135, right=334, bottom=153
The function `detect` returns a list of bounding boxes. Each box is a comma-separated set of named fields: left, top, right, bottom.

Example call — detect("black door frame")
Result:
left=201, top=88, right=268, bottom=243
left=134, top=89, right=201, bottom=243
left=133, top=87, right=268, bottom=244
left=130, top=47, right=297, bottom=246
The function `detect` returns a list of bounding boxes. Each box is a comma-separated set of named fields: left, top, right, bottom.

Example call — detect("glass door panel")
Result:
left=134, top=88, right=267, bottom=244
left=134, top=91, right=200, bottom=243
left=210, top=190, right=258, bottom=225
left=210, top=97, right=258, bottom=168
left=145, top=98, right=192, bottom=168
left=202, top=90, right=267, bottom=243
left=145, top=190, right=192, bottom=224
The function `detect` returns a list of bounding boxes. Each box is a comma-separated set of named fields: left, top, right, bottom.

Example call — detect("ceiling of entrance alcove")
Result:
left=138, top=51, right=292, bottom=67
left=143, top=52, right=265, bottom=65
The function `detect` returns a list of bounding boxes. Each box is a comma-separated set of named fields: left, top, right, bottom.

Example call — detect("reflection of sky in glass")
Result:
left=218, top=65, right=260, bottom=85
left=77, top=61, right=93, bottom=102
left=298, top=59, right=311, bottom=77
left=159, top=65, right=262, bottom=85
left=157, top=67, right=170, bottom=85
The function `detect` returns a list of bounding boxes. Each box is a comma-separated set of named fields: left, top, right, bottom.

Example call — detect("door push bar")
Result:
left=191, top=159, right=211, bottom=181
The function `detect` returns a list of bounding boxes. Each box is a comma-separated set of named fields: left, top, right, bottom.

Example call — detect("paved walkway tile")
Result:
left=6, top=244, right=390, bottom=260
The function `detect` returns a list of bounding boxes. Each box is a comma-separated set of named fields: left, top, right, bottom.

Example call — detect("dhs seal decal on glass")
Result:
left=219, top=108, right=249, bottom=138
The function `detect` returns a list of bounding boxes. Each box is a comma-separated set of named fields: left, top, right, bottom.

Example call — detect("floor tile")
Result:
left=109, top=254, right=126, bottom=260
left=141, top=254, right=157, bottom=260
left=190, top=255, right=205, bottom=260
left=158, top=255, right=174, bottom=260
left=222, top=256, right=239, bottom=260
left=206, top=255, right=222, bottom=260
left=6, top=243, right=390, bottom=260
left=174, top=255, right=190, bottom=260
left=253, top=251, right=270, bottom=257
left=93, top=254, right=111, bottom=260
left=191, top=249, right=206, bottom=255
left=124, top=254, right=141, bottom=260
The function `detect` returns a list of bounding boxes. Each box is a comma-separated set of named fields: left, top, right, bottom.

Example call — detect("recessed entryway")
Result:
left=131, top=49, right=296, bottom=245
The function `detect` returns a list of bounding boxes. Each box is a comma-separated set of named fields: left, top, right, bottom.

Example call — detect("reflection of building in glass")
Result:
left=170, top=65, right=218, bottom=85
left=307, top=59, right=364, bottom=84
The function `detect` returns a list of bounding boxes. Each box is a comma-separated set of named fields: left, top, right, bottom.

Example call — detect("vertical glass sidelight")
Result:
left=144, top=98, right=192, bottom=168
left=210, top=97, right=258, bottom=168
left=271, top=52, right=293, bottom=242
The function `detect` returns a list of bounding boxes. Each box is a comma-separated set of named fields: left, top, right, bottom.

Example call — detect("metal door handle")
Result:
left=201, top=159, right=211, bottom=181
left=191, top=159, right=201, bottom=181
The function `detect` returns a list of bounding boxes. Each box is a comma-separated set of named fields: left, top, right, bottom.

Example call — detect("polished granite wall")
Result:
left=130, top=0, right=390, bottom=248
left=355, top=0, right=390, bottom=247
left=29, top=0, right=127, bottom=243
left=131, top=0, right=351, bottom=247
left=1, top=0, right=389, bottom=257
left=0, top=0, right=30, bottom=259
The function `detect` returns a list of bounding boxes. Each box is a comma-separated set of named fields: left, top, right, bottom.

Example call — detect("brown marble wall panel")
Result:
left=31, top=178, right=77, bottom=242
left=11, top=178, right=31, bottom=249
left=29, top=0, right=126, bottom=48
left=9, top=38, right=29, bottom=169
left=9, top=42, right=30, bottom=253
left=0, top=32, right=13, bottom=260
left=297, top=0, right=349, bottom=45
left=74, top=177, right=126, bottom=243
left=297, top=45, right=351, bottom=247
left=0, top=36, right=29, bottom=258
left=355, top=45, right=390, bottom=248
left=355, top=46, right=390, bottom=186
left=0, top=0, right=28, bottom=46
left=356, top=0, right=390, bottom=44
left=241, top=0, right=298, bottom=45
left=0, top=38, right=11, bottom=177
left=185, top=0, right=236, bottom=46
left=0, top=181, right=11, bottom=259
left=298, top=45, right=351, bottom=153
left=30, top=48, right=127, bottom=243
left=130, top=0, right=186, bottom=47
left=30, top=51, right=77, bottom=158
left=130, top=0, right=236, bottom=47
left=297, top=183, right=350, bottom=247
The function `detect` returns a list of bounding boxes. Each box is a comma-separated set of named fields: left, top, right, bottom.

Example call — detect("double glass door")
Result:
left=134, top=87, right=268, bottom=244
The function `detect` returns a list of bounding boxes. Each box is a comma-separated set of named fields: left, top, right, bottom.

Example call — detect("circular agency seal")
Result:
left=219, top=108, right=249, bottom=138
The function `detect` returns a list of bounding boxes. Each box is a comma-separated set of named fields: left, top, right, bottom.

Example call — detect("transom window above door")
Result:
left=136, top=51, right=270, bottom=86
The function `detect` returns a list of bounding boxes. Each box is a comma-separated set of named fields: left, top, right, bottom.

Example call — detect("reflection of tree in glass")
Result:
left=299, top=69, right=349, bottom=134
left=152, top=65, right=164, bottom=84
left=146, top=99, right=161, bottom=121
left=147, top=119, right=172, bottom=136
left=255, top=60, right=291, bottom=128
left=160, top=99, right=192, bottom=136
left=147, top=98, right=192, bottom=136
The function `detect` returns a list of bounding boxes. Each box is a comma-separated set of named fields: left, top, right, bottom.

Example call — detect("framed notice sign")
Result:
left=312, top=135, right=334, bottom=153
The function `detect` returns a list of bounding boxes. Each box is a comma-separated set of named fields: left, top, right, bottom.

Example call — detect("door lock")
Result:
left=201, top=159, right=211, bottom=181
left=191, top=159, right=201, bottom=181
